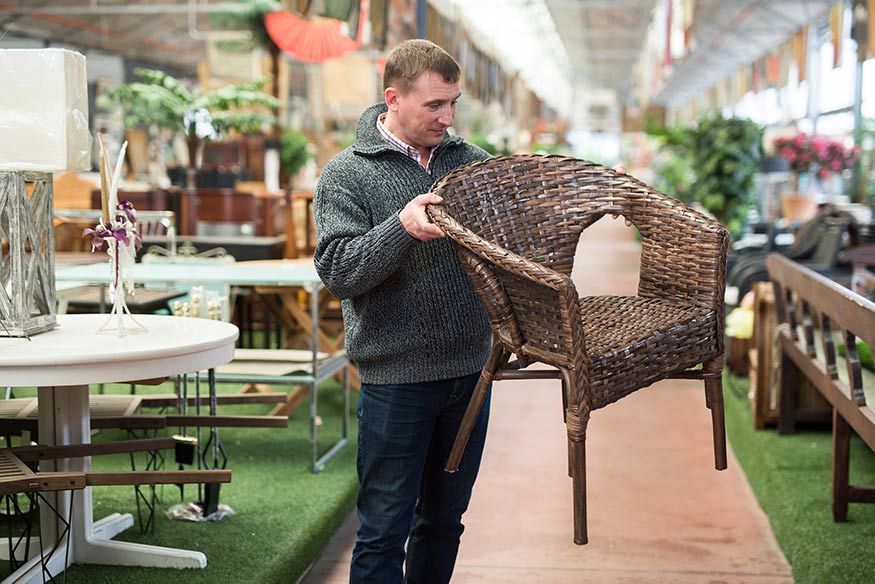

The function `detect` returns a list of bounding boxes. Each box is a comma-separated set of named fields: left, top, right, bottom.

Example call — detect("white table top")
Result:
left=55, top=258, right=322, bottom=287
left=0, top=314, right=238, bottom=387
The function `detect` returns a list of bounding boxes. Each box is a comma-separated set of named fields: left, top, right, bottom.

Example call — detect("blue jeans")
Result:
left=350, top=372, right=490, bottom=584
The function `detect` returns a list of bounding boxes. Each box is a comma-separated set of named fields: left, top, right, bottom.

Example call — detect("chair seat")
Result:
left=580, top=296, right=718, bottom=408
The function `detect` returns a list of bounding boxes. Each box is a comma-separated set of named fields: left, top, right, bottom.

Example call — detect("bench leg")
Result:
left=778, top=352, right=801, bottom=435
left=832, top=408, right=851, bottom=522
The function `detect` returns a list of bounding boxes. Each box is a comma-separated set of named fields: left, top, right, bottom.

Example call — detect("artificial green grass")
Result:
left=3, top=379, right=359, bottom=583
left=723, top=372, right=875, bottom=583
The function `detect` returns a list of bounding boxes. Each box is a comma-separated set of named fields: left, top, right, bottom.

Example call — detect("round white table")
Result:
left=0, top=314, right=238, bottom=583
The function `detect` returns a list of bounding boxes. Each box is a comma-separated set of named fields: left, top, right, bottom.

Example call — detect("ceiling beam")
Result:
left=577, top=48, right=642, bottom=58
left=4, top=25, right=199, bottom=71
left=564, top=29, right=648, bottom=40
left=547, top=0, right=656, bottom=8
left=2, top=2, right=248, bottom=15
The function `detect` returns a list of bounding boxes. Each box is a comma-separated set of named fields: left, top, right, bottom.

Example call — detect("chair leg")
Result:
left=570, top=437, right=587, bottom=545
left=444, top=344, right=507, bottom=473
left=705, top=375, right=727, bottom=470
left=559, top=371, right=572, bottom=478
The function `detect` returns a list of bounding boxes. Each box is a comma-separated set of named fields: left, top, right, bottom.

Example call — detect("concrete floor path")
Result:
left=303, top=217, right=793, bottom=583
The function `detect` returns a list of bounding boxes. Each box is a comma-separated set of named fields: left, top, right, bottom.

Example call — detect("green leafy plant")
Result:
left=648, top=114, right=762, bottom=240
left=212, top=0, right=283, bottom=131
left=98, top=68, right=279, bottom=139
left=851, top=117, right=875, bottom=203
left=837, top=340, right=875, bottom=372
left=469, top=132, right=498, bottom=155
left=280, top=127, right=313, bottom=182
left=531, top=142, right=561, bottom=156
left=467, top=117, right=509, bottom=156
left=98, top=68, right=281, bottom=175
left=650, top=148, right=695, bottom=202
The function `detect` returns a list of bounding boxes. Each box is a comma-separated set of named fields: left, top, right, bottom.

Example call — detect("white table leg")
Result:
left=2, top=385, right=206, bottom=584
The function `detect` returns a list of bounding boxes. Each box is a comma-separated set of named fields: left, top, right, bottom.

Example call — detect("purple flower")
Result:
left=117, top=200, right=136, bottom=224
left=111, top=228, right=128, bottom=243
left=81, top=201, right=141, bottom=252
left=82, top=227, right=107, bottom=250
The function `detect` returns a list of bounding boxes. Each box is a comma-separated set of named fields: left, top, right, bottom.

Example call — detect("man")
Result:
left=313, top=40, right=493, bottom=583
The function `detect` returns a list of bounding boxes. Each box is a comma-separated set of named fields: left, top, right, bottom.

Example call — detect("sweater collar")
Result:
left=352, top=102, right=463, bottom=157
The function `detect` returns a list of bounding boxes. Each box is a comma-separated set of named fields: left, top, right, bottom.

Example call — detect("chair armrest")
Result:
left=427, top=203, right=574, bottom=294
left=428, top=203, right=584, bottom=364
left=455, top=247, right=524, bottom=349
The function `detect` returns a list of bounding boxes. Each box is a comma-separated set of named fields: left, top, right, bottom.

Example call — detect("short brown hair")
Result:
left=383, top=40, right=460, bottom=94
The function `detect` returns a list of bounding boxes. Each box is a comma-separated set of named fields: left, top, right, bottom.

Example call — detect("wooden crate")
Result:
left=749, top=282, right=778, bottom=429
left=727, top=335, right=751, bottom=376
left=748, top=281, right=829, bottom=430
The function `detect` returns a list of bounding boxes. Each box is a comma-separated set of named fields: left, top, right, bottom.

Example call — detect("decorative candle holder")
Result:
left=93, top=226, right=146, bottom=337
left=84, top=136, right=146, bottom=337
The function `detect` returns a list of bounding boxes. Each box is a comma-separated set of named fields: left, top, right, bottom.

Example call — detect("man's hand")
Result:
left=400, top=193, right=445, bottom=241
left=610, top=164, right=633, bottom=227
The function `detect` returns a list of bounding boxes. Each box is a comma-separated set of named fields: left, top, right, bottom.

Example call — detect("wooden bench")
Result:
left=0, top=449, right=86, bottom=573
left=0, top=396, right=166, bottom=437
left=0, top=394, right=288, bottom=437
left=0, top=449, right=85, bottom=496
left=6, top=438, right=230, bottom=487
left=5, top=438, right=232, bottom=485
left=767, top=253, right=875, bottom=521
left=5, top=437, right=232, bottom=534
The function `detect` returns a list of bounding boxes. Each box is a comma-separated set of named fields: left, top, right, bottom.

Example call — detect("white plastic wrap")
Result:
left=0, top=49, right=91, bottom=172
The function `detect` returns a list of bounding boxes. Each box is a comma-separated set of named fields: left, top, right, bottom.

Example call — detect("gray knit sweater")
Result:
left=313, top=103, right=492, bottom=384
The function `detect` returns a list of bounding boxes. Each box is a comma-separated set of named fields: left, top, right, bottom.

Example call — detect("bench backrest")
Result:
left=766, top=253, right=875, bottom=450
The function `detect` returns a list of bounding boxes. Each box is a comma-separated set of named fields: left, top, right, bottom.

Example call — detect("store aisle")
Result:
left=303, top=217, right=792, bottom=583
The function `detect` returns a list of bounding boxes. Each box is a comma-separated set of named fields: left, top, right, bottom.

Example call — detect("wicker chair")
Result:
left=426, top=154, right=729, bottom=545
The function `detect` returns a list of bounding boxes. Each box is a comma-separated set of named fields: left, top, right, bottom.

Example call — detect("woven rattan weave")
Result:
left=426, top=154, right=729, bottom=545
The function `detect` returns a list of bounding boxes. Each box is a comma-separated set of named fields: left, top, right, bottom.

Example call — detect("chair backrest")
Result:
left=52, top=172, right=98, bottom=209
left=54, top=208, right=177, bottom=254
left=784, top=206, right=860, bottom=263
left=141, top=241, right=235, bottom=264
left=807, top=219, right=847, bottom=268
left=137, top=210, right=176, bottom=237
left=54, top=216, right=94, bottom=252
left=428, top=155, right=728, bottom=365
left=181, top=188, right=257, bottom=236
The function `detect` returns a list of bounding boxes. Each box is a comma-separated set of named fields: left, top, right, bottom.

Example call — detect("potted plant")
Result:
left=212, top=0, right=283, bottom=133
left=649, top=114, right=762, bottom=240
left=97, top=68, right=280, bottom=186
left=772, top=133, right=860, bottom=219
left=280, top=127, right=313, bottom=188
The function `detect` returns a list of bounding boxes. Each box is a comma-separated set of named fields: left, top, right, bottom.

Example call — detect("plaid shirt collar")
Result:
left=377, top=113, right=437, bottom=173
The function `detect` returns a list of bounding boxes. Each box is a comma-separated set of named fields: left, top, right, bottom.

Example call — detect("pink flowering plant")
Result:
left=773, top=133, right=859, bottom=180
